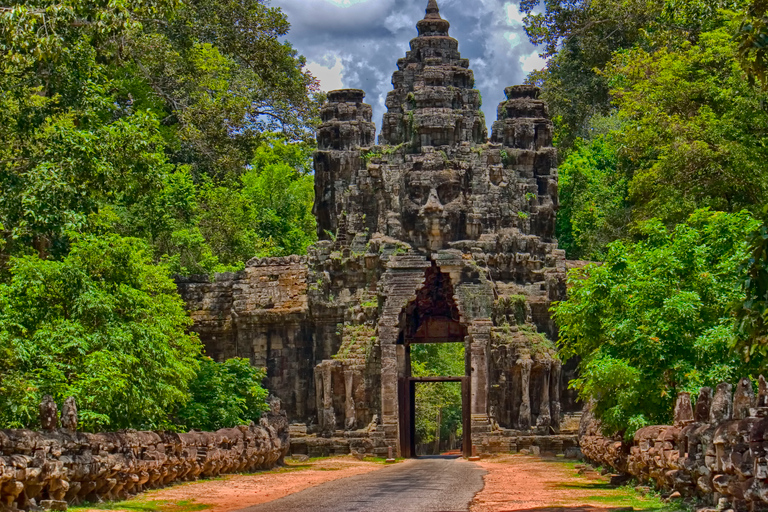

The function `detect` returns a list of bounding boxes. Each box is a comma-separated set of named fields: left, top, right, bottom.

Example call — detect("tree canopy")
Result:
left=0, top=0, right=314, bottom=430
left=556, top=210, right=764, bottom=436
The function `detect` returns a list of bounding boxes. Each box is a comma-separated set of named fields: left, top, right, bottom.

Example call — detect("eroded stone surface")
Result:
left=177, top=0, right=576, bottom=458
left=0, top=398, right=286, bottom=512
left=580, top=378, right=768, bottom=511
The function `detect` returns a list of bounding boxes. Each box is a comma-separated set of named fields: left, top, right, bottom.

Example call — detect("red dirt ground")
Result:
left=470, top=455, right=646, bottom=512
left=79, top=457, right=389, bottom=512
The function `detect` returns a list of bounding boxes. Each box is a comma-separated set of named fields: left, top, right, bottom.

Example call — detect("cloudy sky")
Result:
left=272, top=0, right=546, bottom=132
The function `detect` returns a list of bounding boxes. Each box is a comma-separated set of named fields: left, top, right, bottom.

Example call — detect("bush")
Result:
left=177, top=357, right=269, bottom=431
left=555, top=209, right=765, bottom=437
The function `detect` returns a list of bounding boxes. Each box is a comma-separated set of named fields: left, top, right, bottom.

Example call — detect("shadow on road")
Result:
left=415, top=455, right=461, bottom=460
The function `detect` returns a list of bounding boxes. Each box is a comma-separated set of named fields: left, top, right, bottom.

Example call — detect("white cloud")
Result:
left=520, top=52, right=546, bottom=73
left=307, top=56, right=345, bottom=92
left=323, top=0, right=370, bottom=5
left=505, top=2, right=525, bottom=26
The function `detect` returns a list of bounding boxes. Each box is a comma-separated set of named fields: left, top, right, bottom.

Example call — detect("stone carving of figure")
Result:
left=40, top=395, right=59, bottom=431
left=402, top=165, right=467, bottom=251
left=61, top=396, right=78, bottom=432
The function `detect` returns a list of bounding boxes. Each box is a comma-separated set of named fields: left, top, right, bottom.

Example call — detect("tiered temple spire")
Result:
left=379, top=0, right=485, bottom=147
left=417, top=0, right=450, bottom=37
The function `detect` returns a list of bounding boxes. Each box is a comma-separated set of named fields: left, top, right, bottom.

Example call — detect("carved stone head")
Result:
left=61, top=396, right=78, bottom=432
left=402, top=164, right=467, bottom=250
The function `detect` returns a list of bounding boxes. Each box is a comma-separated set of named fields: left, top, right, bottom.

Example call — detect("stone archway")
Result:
left=377, top=254, right=494, bottom=457
left=396, top=264, right=470, bottom=458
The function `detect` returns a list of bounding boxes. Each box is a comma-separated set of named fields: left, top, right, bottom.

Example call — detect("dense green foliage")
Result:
left=0, top=0, right=314, bottom=430
left=522, top=0, right=768, bottom=260
left=0, top=0, right=320, bottom=271
left=734, top=208, right=768, bottom=359
left=556, top=210, right=764, bottom=436
left=411, top=343, right=465, bottom=453
left=178, top=357, right=269, bottom=431
left=0, top=235, right=201, bottom=431
left=737, top=0, right=768, bottom=86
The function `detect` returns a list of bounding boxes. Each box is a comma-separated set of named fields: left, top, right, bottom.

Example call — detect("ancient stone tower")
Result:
left=179, top=0, right=577, bottom=457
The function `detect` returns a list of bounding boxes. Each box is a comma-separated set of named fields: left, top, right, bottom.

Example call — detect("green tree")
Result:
left=737, top=0, right=768, bottom=86
left=0, top=235, right=202, bottom=431
left=177, top=357, right=269, bottom=431
left=556, top=131, right=629, bottom=260
left=411, top=343, right=465, bottom=452
left=1, top=0, right=320, bottom=271
left=555, top=210, right=763, bottom=437
left=607, top=16, right=768, bottom=225
left=734, top=208, right=768, bottom=358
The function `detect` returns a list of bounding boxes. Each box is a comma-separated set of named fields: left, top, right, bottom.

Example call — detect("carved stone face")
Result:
left=402, top=167, right=466, bottom=250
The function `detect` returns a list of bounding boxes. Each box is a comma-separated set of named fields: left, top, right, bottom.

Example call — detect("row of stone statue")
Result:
left=0, top=397, right=290, bottom=512
left=581, top=376, right=768, bottom=512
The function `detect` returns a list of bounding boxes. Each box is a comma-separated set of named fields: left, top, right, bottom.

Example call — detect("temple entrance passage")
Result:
left=400, top=342, right=470, bottom=457
left=405, top=378, right=470, bottom=457
left=394, top=264, right=474, bottom=458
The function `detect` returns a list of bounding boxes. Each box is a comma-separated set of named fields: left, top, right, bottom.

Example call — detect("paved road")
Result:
left=239, top=456, right=486, bottom=512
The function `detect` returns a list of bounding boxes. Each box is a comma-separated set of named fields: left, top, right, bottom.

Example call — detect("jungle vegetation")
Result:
left=4, top=0, right=768, bottom=440
left=0, top=0, right=317, bottom=430
left=525, top=0, right=768, bottom=436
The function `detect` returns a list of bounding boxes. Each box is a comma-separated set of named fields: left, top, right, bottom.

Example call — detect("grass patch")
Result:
left=552, top=463, right=691, bottom=512
left=72, top=499, right=209, bottom=512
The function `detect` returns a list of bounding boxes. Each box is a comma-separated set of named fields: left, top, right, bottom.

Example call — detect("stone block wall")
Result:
left=177, top=256, right=316, bottom=422
left=0, top=399, right=289, bottom=512
left=579, top=378, right=768, bottom=511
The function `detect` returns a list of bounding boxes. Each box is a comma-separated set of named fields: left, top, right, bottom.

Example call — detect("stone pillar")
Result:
left=469, top=321, right=491, bottom=416
left=518, top=359, right=533, bottom=429
left=315, top=362, right=336, bottom=435
left=379, top=328, right=401, bottom=452
left=344, top=369, right=356, bottom=430
left=550, top=360, right=562, bottom=432
left=537, top=362, right=552, bottom=429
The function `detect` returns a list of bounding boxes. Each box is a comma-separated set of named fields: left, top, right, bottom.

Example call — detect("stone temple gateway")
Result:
left=178, top=0, right=581, bottom=458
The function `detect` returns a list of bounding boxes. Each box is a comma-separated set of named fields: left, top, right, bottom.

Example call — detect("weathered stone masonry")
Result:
left=0, top=398, right=288, bottom=512
left=179, top=0, right=581, bottom=457
left=580, top=378, right=768, bottom=511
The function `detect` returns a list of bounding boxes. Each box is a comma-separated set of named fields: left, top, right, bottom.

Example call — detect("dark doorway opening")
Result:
left=397, top=264, right=472, bottom=458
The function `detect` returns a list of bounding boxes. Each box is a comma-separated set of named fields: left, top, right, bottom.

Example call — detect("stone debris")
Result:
left=580, top=378, right=768, bottom=511
left=0, top=397, right=288, bottom=512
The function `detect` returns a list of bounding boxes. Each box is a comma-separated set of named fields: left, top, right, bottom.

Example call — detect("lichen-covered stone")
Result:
left=0, top=398, right=286, bottom=511
left=580, top=380, right=768, bottom=510
left=176, top=0, right=575, bottom=458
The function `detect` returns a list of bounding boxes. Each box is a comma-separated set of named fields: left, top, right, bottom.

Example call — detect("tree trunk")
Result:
left=434, top=408, right=441, bottom=455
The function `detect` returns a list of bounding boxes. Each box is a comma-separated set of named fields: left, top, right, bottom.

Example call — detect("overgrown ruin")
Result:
left=179, top=0, right=580, bottom=458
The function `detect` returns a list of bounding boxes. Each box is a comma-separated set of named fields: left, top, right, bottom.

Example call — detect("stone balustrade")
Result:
left=0, top=398, right=289, bottom=512
left=579, top=377, right=768, bottom=511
